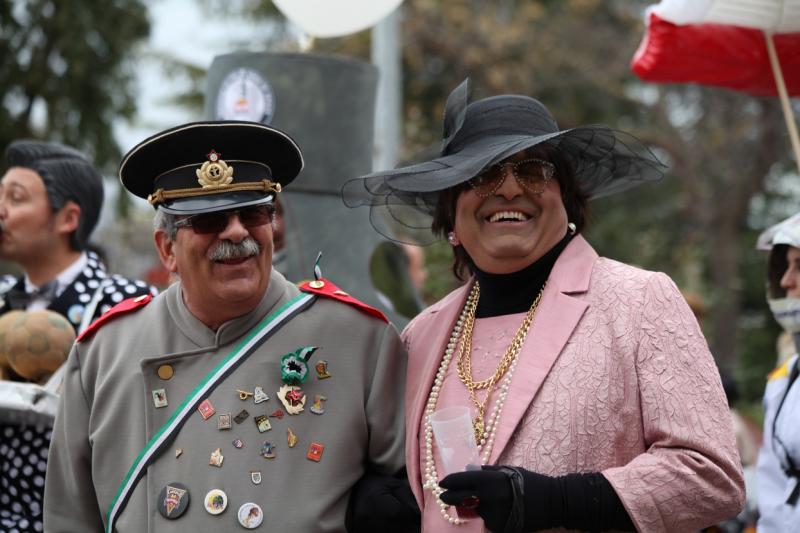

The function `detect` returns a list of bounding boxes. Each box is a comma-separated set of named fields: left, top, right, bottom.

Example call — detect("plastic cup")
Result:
left=429, top=406, right=481, bottom=518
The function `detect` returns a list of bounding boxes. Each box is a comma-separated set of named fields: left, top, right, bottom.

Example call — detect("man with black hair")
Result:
left=0, top=140, right=156, bottom=332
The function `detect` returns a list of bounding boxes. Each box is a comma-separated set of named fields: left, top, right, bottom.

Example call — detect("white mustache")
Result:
left=208, top=238, right=261, bottom=261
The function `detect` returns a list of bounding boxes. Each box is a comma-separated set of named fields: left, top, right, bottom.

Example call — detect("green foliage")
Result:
left=421, top=239, right=464, bottom=304
left=0, top=0, right=150, bottom=171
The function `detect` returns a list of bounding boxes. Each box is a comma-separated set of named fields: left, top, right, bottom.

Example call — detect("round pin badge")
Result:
left=238, top=502, right=264, bottom=529
left=157, top=364, right=174, bottom=380
left=204, top=489, right=228, bottom=515
left=158, top=482, right=190, bottom=519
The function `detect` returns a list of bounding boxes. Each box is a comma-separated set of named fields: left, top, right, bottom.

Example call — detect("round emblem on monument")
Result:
left=215, top=68, right=276, bottom=124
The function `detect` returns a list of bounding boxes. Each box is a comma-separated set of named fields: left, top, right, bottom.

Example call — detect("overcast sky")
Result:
left=106, top=0, right=268, bottom=214
left=114, top=0, right=267, bottom=153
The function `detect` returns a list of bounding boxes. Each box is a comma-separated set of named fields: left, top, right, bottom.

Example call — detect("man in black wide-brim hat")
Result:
left=346, top=80, right=745, bottom=532
left=44, top=121, right=413, bottom=532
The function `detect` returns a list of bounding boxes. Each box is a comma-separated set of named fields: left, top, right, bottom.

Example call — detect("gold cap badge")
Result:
left=197, top=150, right=234, bottom=188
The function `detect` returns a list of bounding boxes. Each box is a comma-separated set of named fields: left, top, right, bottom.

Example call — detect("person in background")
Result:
left=346, top=79, right=744, bottom=532
left=755, top=213, right=800, bottom=532
left=44, top=121, right=409, bottom=532
left=371, top=239, right=428, bottom=320
left=0, top=140, right=155, bottom=532
left=0, top=140, right=156, bottom=332
left=271, top=196, right=288, bottom=272
left=402, top=242, right=428, bottom=297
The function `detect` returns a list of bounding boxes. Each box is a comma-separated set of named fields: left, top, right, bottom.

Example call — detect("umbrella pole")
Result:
left=765, top=31, right=800, bottom=175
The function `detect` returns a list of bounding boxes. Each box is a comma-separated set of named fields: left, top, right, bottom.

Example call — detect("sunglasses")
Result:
left=174, top=204, right=276, bottom=235
left=468, top=158, right=555, bottom=198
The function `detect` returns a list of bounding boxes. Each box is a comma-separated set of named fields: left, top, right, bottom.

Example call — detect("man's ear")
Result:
left=154, top=230, right=178, bottom=273
left=54, top=201, right=81, bottom=236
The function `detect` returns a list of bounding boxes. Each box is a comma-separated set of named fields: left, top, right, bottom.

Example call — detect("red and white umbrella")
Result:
left=632, top=0, right=800, bottom=172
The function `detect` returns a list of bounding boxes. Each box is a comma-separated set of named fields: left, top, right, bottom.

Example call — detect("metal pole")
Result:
left=765, top=31, right=800, bottom=175
left=371, top=6, right=402, bottom=172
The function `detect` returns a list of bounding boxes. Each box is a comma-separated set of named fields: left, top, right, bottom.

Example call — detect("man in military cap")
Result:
left=44, top=121, right=410, bottom=532
left=0, top=140, right=155, bottom=532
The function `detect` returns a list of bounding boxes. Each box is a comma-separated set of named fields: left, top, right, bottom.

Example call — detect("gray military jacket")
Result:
left=44, top=270, right=406, bottom=532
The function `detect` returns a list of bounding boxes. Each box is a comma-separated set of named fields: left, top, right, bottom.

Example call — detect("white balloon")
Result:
left=272, top=0, right=404, bottom=38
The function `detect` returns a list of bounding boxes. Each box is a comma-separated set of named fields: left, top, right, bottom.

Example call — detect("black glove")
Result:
left=346, top=469, right=421, bottom=533
left=439, top=466, right=636, bottom=533
left=439, top=465, right=555, bottom=532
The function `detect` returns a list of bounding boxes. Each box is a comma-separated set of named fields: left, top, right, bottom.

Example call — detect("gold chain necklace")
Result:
left=455, top=280, right=546, bottom=443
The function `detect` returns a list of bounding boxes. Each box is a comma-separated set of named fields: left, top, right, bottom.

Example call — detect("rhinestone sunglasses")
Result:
left=174, top=204, right=276, bottom=234
left=468, top=158, right=555, bottom=198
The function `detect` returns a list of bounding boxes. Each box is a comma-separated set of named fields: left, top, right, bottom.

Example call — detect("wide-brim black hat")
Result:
left=120, top=121, right=303, bottom=215
left=342, top=80, right=665, bottom=240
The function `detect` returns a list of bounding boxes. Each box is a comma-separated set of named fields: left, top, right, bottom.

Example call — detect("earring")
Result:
left=568, top=222, right=577, bottom=235
left=447, top=231, right=460, bottom=246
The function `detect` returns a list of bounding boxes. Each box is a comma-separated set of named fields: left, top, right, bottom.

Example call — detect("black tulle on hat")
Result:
left=342, top=79, right=665, bottom=242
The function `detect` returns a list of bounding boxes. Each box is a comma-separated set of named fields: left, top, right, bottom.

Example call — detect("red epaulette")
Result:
left=298, top=278, right=388, bottom=323
left=76, top=294, right=153, bottom=343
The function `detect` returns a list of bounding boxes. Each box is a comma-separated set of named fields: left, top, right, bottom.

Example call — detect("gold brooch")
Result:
left=196, top=150, right=234, bottom=188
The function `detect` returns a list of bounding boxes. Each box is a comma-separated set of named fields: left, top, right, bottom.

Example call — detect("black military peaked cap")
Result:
left=119, top=121, right=304, bottom=215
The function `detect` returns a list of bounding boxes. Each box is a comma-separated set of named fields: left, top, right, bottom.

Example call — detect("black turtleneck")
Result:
left=472, top=231, right=573, bottom=318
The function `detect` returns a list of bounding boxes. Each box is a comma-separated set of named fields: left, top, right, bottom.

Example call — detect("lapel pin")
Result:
left=310, top=395, right=327, bottom=415
left=306, top=442, right=324, bottom=462
left=254, top=415, right=272, bottom=433
left=234, top=409, right=250, bottom=424
left=315, top=360, right=332, bottom=379
left=209, top=448, right=224, bottom=467
left=197, top=399, right=216, bottom=420
left=218, top=413, right=232, bottom=430
left=152, top=389, right=168, bottom=408
left=253, top=386, right=269, bottom=404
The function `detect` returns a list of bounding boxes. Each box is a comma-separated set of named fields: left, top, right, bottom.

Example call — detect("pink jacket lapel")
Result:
left=487, top=235, right=596, bottom=463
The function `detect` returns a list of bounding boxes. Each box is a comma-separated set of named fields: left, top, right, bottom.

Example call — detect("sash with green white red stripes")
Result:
left=105, top=291, right=316, bottom=533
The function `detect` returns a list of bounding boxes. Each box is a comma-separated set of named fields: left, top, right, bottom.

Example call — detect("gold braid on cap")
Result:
left=147, top=180, right=282, bottom=206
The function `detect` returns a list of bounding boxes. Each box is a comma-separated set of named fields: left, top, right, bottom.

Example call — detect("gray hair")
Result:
left=4, top=140, right=104, bottom=251
left=153, top=209, right=178, bottom=241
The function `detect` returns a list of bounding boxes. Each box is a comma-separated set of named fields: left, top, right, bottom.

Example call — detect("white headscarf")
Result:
left=759, top=213, right=800, bottom=333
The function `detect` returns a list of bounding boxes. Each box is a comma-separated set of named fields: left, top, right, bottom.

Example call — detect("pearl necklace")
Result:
left=422, top=281, right=535, bottom=525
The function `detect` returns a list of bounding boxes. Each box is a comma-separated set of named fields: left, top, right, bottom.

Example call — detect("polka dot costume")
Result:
left=0, top=251, right=157, bottom=532
left=0, top=251, right=158, bottom=333
left=0, top=423, right=49, bottom=532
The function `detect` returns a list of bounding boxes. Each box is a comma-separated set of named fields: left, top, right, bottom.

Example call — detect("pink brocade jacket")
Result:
left=402, top=236, right=745, bottom=532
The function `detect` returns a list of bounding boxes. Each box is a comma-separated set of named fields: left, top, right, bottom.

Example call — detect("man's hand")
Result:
left=346, top=470, right=420, bottom=533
